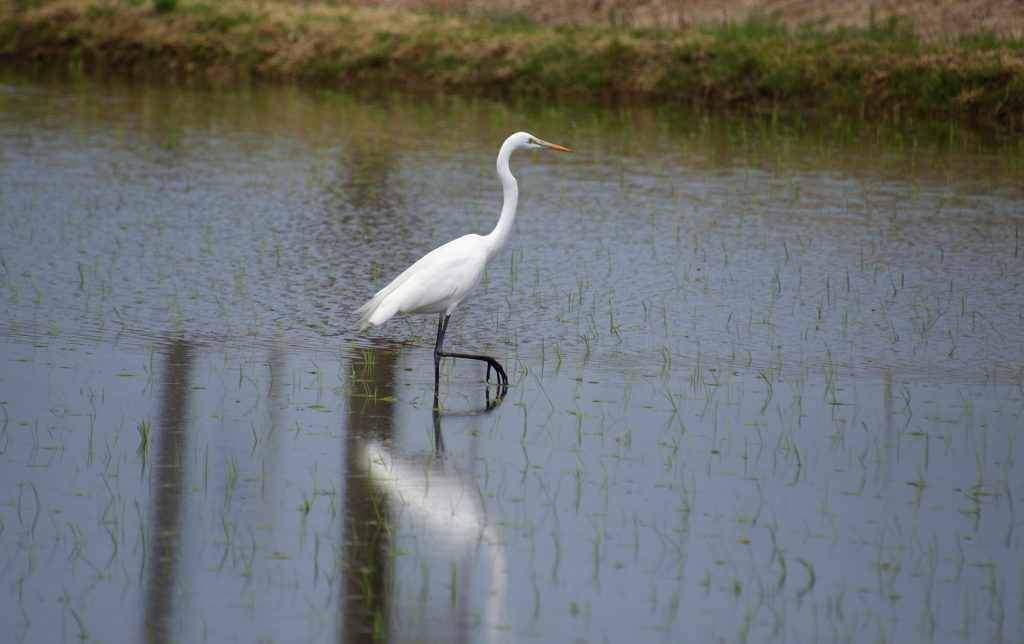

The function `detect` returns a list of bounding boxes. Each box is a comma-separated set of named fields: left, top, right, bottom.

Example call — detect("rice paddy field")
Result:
left=1, top=73, right=1022, bottom=643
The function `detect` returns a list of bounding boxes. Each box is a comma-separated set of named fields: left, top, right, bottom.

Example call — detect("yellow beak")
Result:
left=537, top=139, right=572, bottom=153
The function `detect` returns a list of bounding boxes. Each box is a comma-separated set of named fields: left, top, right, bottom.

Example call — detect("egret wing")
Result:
left=354, top=234, right=487, bottom=329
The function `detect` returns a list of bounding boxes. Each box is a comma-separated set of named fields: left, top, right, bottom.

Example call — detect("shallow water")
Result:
left=1, top=75, right=1023, bottom=643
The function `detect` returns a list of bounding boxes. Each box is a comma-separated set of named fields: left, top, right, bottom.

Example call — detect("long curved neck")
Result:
left=482, top=139, right=519, bottom=263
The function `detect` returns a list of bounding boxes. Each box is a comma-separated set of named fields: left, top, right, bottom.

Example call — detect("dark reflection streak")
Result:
left=884, top=370, right=896, bottom=466
left=335, top=136, right=404, bottom=223
left=340, top=342, right=399, bottom=644
left=320, top=136, right=410, bottom=306
left=262, top=348, right=287, bottom=499
left=141, top=339, right=194, bottom=644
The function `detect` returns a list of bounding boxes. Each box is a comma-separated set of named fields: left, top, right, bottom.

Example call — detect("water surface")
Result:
left=1, top=75, right=1022, bottom=643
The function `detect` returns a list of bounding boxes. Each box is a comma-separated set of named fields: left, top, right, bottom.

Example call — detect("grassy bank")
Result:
left=2, top=0, right=1022, bottom=120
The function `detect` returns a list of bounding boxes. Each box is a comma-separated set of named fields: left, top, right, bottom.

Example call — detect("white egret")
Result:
left=354, top=131, right=571, bottom=388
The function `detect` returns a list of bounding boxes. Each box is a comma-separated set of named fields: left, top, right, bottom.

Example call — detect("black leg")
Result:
left=433, top=314, right=509, bottom=386
left=431, top=359, right=505, bottom=454
left=433, top=315, right=447, bottom=393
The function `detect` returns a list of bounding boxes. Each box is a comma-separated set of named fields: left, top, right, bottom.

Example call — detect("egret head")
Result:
left=513, top=132, right=572, bottom=153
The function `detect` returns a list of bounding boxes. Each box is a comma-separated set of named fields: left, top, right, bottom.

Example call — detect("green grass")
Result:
left=0, top=0, right=1021, bottom=120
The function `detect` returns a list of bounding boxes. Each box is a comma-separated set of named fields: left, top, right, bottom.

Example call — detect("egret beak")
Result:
left=536, top=139, right=572, bottom=153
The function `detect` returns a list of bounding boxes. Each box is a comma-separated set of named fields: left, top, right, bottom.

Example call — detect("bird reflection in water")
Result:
left=341, top=341, right=511, bottom=644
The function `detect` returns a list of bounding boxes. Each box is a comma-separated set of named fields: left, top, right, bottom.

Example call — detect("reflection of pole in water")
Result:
left=259, top=347, right=287, bottom=518
left=141, top=339, right=193, bottom=644
left=340, top=343, right=399, bottom=643
left=335, top=135, right=404, bottom=223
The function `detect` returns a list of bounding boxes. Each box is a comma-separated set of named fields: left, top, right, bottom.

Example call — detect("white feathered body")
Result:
left=355, top=234, right=490, bottom=330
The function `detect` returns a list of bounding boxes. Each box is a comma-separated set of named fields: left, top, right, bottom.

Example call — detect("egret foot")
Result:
left=432, top=314, right=509, bottom=389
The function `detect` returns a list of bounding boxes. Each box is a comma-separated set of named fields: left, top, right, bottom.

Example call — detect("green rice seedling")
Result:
left=795, top=557, right=816, bottom=601
left=69, top=608, right=90, bottom=641
left=136, top=417, right=149, bottom=474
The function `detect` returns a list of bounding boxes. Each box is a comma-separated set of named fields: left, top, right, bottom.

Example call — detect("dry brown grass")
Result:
left=1, top=0, right=1021, bottom=120
left=345, top=0, right=1024, bottom=39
